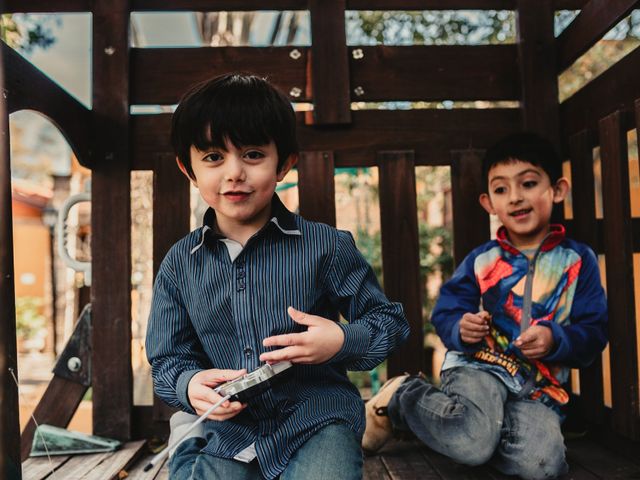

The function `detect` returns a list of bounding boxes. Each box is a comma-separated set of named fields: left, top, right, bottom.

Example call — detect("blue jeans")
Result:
left=169, top=422, right=363, bottom=479
left=388, top=367, right=568, bottom=480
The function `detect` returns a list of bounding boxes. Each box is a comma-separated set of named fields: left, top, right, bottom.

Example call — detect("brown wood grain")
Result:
left=599, top=111, right=639, bottom=440
left=298, top=151, right=337, bottom=226
left=556, top=0, right=639, bottom=73
left=378, top=151, right=423, bottom=377
left=91, top=0, right=133, bottom=440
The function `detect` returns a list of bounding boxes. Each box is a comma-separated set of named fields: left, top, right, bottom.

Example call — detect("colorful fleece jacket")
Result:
left=432, top=224, right=608, bottom=410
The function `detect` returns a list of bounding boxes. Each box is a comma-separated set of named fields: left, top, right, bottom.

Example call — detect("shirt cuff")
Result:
left=330, top=323, right=370, bottom=364
left=176, top=369, right=202, bottom=413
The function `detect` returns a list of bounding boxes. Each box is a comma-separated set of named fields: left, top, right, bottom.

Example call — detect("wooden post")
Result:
left=378, top=151, right=422, bottom=377
left=298, top=151, right=336, bottom=226
left=306, top=0, right=351, bottom=125
left=450, top=149, right=490, bottom=264
left=569, top=130, right=604, bottom=427
left=516, top=0, right=559, bottom=144
left=91, top=0, right=133, bottom=439
left=599, top=111, right=639, bottom=440
left=0, top=38, right=22, bottom=480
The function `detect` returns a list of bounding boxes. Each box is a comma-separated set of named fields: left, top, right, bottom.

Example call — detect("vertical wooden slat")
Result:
left=91, top=0, right=133, bottom=439
left=297, top=151, right=336, bottom=226
left=450, top=149, right=489, bottom=265
left=306, top=0, right=351, bottom=125
left=152, top=156, right=190, bottom=422
left=0, top=38, right=22, bottom=480
left=516, top=0, right=559, bottom=144
left=599, top=111, right=639, bottom=440
left=569, top=130, right=605, bottom=426
left=378, top=151, right=422, bottom=377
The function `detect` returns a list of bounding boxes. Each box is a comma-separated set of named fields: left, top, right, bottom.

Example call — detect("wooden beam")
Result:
left=131, top=47, right=308, bottom=105
left=450, top=149, right=489, bottom=264
left=556, top=0, right=639, bottom=73
left=350, top=45, right=519, bottom=102
left=0, top=37, right=21, bottom=480
left=152, top=156, right=190, bottom=423
left=297, top=151, right=336, bottom=226
left=131, top=109, right=521, bottom=169
left=378, top=151, right=423, bottom=377
left=130, top=0, right=588, bottom=11
left=517, top=0, right=560, bottom=144
left=2, top=43, right=91, bottom=166
left=91, top=0, right=133, bottom=440
left=560, top=46, right=640, bottom=139
left=599, top=111, right=639, bottom=440
left=3, top=0, right=89, bottom=12
left=307, top=0, right=351, bottom=124
left=569, top=130, right=605, bottom=427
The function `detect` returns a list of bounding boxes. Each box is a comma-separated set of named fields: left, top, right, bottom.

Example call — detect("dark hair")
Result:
left=482, top=132, right=562, bottom=190
left=171, top=73, right=298, bottom=179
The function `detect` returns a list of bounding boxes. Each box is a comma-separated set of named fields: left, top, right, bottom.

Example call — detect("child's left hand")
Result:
left=514, top=325, right=554, bottom=359
left=260, top=307, right=345, bottom=364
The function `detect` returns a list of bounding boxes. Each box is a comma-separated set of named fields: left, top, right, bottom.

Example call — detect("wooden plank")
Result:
left=450, top=149, right=490, bottom=265
left=129, top=0, right=588, bottom=10
left=599, top=111, right=639, bottom=440
left=152, top=157, right=190, bottom=423
left=382, top=448, right=442, bottom=480
left=566, top=438, right=640, bottom=478
left=20, top=377, right=88, bottom=460
left=363, top=455, right=391, bottom=480
left=81, top=440, right=146, bottom=480
left=516, top=0, right=559, bottom=145
left=132, top=109, right=521, bottom=169
left=297, top=151, right=336, bottom=226
left=560, top=46, right=640, bottom=139
left=350, top=45, right=519, bottom=102
left=0, top=36, right=21, bottom=480
left=52, top=452, right=112, bottom=478
left=556, top=0, right=639, bottom=73
left=568, top=130, right=605, bottom=427
left=131, top=47, right=308, bottom=105
left=421, top=446, right=502, bottom=480
left=91, top=0, right=133, bottom=440
left=3, top=0, right=90, bottom=12
left=377, top=151, right=423, bottom=377
left=2, top=43, right=91, bottom=167
left=124, top=455, right=167, bottom=480
left=306, top=0, right=350, bottom=125
left=22, top=456, right=70, bottom=480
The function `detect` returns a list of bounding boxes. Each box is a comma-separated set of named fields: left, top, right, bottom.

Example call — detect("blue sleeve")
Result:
left=145, top=250, right=210, bottom=413
left=431, top=250, right=482, bottom=353
left=325, top=231, right=410, bottom=370
left=540, top=248, right=608, bottom=367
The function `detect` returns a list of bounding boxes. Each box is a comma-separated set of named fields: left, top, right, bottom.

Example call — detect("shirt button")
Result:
left=244, top=347, right=253, bottom=357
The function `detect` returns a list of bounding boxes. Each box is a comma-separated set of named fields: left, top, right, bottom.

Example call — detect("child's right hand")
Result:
left=459, top=311, right=491, bottom=344
left=187, top=368, right=247, bottom=421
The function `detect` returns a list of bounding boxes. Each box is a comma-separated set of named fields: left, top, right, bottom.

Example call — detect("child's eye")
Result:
left=244, top=150, right=265, bottom=160
left=202, top=152, right=223, bottom=163
left=493, top=186, right=506, bottom=195
left=523, top=180, right=538, bottom=188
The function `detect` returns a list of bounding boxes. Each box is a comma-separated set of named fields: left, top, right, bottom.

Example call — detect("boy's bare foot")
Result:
left=362, top=374, right=409, bottom=453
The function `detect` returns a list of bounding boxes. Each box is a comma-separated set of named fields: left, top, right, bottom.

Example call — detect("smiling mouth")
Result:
left=509, top=208, right=532, bottom=217
left=222, top=191, right=252, bottom=200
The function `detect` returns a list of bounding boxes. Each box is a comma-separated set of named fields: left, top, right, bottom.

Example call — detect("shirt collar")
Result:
left=191, top=194, right=301, bottom=255
left=496, top=223, right=565, bottom=255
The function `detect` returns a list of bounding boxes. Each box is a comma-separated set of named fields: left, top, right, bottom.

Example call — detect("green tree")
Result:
left=1, top=14, right=58, bottom=52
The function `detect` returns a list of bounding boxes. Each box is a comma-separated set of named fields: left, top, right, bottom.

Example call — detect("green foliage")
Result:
left=15, top=296, right=46, bottom=339
left=1, top=14, right=58, bottom=53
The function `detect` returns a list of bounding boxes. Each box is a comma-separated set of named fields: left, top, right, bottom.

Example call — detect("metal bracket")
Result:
left=53, top=304, right=92, bottom=386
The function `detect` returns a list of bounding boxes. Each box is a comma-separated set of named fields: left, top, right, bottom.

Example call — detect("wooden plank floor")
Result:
left=22, top=436, right=640, bottom=479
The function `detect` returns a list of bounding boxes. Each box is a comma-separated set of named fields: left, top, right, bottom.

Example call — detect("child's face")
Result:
left=479, top=159, right=568, bottom=248
left=180, top=137, right=295, bottom=239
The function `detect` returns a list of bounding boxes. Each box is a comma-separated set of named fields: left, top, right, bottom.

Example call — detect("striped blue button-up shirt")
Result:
left=146, top=195, right=409, bottom=479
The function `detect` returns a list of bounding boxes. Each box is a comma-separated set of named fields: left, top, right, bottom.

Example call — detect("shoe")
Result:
left=362, top=374, right=409, bottom=453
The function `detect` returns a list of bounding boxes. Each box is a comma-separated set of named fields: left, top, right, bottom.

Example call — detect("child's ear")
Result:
left=276, top=153, right=298, bottom=181
left=552, top=177, right=570, bottom=203
left=176, top=158, right=197, bottom=186
left=479, top=193, right=496, bottom=215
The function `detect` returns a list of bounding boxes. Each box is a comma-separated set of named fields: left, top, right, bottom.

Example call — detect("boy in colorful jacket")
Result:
left=362, top=132, right=608, bottom=480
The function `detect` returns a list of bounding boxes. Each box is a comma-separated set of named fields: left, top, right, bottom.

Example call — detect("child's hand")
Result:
left=260, top=307, right=345, bottom=364
left=459, top=311, right=491, bottom=344
left=514, top=325, right=554, bottom=359
left=187, top=368, right=247, bottom=421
